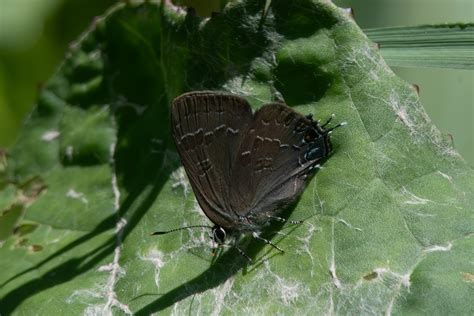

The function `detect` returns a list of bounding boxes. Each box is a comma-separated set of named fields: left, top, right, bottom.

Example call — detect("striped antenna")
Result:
left=151, top=225, right=212, bottom=236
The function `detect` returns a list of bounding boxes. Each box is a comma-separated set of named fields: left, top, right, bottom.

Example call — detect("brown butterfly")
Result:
left=153, top=91, right=344, bottom=261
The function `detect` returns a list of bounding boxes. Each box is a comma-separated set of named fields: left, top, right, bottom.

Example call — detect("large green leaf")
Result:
left=1, top=0, right=473, bottom=314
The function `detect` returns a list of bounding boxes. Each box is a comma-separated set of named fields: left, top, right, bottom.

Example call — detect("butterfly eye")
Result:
left=212, top=226, right=227, bottom=244
left=304, top=128, right=318, bottom=143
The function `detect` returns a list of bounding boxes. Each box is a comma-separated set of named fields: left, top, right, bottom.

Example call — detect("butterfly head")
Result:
left=211, top=225, right=228, bottom=244
left=301, top=114, right=346, bottom=161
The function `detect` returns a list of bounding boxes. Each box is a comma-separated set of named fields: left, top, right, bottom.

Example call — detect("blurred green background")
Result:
left=0, top=0, right=472, bottom=165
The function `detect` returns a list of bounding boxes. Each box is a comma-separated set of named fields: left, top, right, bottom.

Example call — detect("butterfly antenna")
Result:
left=252, top=232, right=284, bottom=253
left=325, top=121, right=347, bottom=134
left=321, top=114, right=335, bottom=128
left=151, top=225, right=212, bottom=236
left=234, top=244, right=253, bottom=263
left=266, top=215, right=305, bottom=225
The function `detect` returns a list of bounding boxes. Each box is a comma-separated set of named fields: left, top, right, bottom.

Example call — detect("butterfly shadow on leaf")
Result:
left=133, top=201, right=304, bottom=315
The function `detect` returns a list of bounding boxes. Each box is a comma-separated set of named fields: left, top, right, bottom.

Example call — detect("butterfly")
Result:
left=153, top=91, right=343, bottom=260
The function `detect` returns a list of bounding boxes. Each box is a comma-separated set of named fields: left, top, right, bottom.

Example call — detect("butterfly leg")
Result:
left=234, top=245, right=253, bottom=263
left=267, top=215, right=304, bottom=225
left=210, top=236, right=220, bottom=264
left=210, top=245, right=223, bottom=265
left=252, top=232, right=284, bottom=253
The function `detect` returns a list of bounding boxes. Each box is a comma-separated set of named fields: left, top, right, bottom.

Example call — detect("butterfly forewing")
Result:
left=171, top=91, right=253, bottom=228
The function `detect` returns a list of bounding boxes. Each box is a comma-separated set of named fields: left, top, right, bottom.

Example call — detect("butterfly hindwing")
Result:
left=229, top=104, right=329, bottom=220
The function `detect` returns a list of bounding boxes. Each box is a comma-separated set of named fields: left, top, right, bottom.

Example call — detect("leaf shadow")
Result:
left=0, top=165, right=172, bottom=314
left=0, top=103, right=175, bottom=313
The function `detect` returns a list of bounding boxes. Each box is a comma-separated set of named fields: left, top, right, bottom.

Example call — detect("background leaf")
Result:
left=1, top=0, right=473, bottom=314
left=365, top=24, right=474, bottom=69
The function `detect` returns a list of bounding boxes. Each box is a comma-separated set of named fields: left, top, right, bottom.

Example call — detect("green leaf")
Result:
left=1, top=0, right=473, bottom=314
left=364, top=24, right=474, bottom=69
